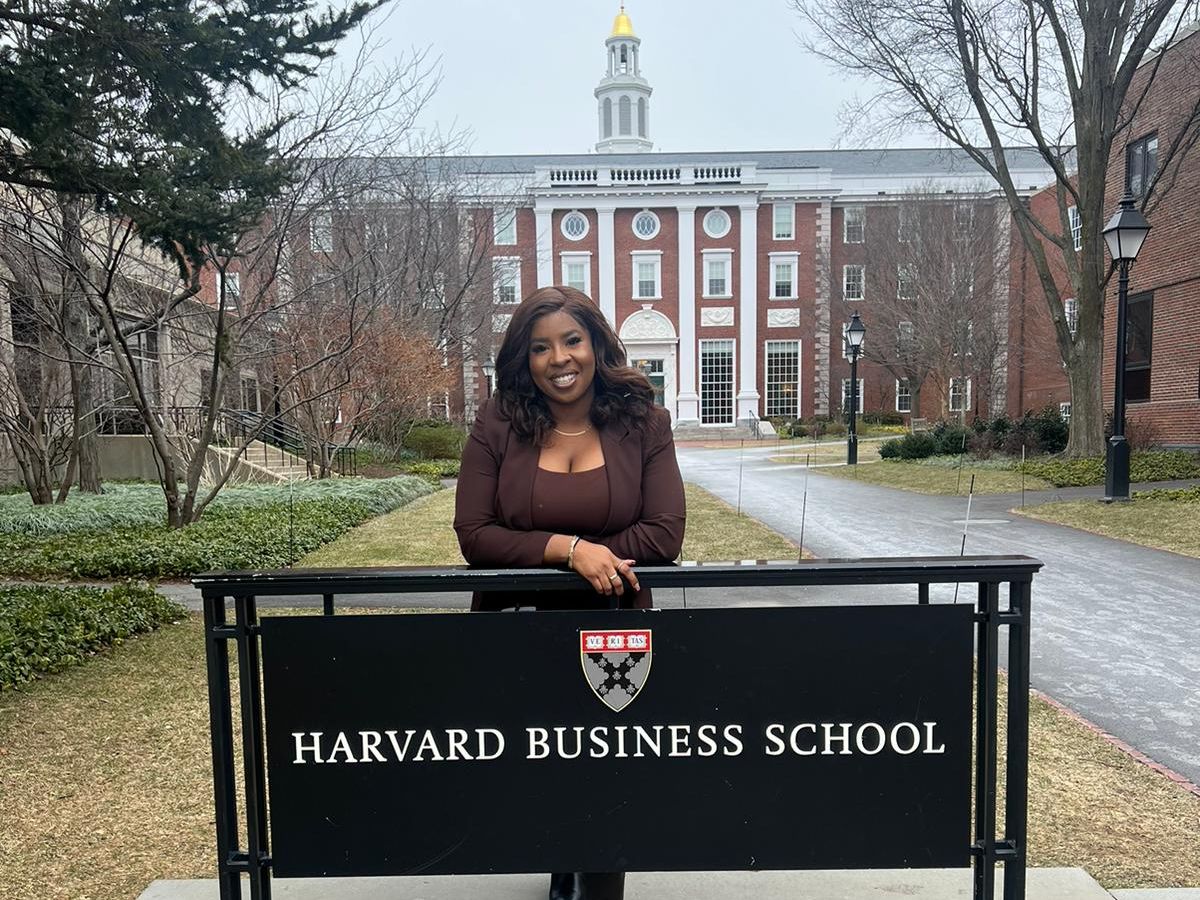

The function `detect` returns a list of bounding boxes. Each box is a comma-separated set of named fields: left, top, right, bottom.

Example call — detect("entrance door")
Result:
left=633, top=357, right=666, bottom=408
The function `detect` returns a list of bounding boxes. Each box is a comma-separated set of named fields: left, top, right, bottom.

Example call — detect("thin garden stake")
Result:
left=952, top=473, right=976, bottom=604
left=737, top=438, right=745, bottom=516
left=798, top=452, right=811, bottom=560
left=1021, top=444, right=1027, bottom=508
left=955, top=430, right=968, bottom=494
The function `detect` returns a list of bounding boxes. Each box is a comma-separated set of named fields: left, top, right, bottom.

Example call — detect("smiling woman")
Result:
left=453, top=284, right=686, bottom=899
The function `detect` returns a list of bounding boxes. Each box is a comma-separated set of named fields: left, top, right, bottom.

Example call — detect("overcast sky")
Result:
left=369, top=0, right=934, bottom=156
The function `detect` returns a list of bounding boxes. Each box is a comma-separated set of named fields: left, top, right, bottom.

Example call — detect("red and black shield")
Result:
left=580, top=629, right=653, bottom=712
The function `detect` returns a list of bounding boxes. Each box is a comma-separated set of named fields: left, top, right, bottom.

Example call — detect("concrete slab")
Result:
left=138, top=867, right=1113, bottom=900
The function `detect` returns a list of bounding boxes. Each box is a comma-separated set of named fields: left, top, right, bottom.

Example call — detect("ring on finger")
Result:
left=608, top=573, right=621, bottom=582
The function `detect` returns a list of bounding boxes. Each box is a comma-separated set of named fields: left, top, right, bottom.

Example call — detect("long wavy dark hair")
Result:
left=494, top=286, right=656, bottom=445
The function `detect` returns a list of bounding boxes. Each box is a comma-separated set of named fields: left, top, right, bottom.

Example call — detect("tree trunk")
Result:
left=56, top=448, right=78, bottom=503
left=60, top=198, right=103, bottom=493
left=1065, top=337, right=1106, bottom=457
left=910, top=384, right=923, bottom=420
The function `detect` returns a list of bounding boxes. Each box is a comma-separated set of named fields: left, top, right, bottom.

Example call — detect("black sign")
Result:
left=260, top=605, right=973, bottom=877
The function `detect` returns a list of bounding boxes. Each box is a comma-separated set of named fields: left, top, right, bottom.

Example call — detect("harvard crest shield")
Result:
left=580, top=629, right=652, bottom=712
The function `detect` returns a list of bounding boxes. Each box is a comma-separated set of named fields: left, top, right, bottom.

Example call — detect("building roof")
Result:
left=417, top=146, right=1055, bottom=178
left=610, top=4, right=635, bottom=38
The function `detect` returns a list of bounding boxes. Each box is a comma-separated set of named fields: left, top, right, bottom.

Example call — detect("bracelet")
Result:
left=566, top=535, right=582, bottom=570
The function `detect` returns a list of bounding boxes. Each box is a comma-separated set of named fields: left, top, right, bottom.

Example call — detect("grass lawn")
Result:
left=769, top=439, right=884, bottom=466
left=297, top=482, right=802, bottom=567
left=1016, top=497, right=1200, bottom=558
left=818, top=459, right=1054, bottom=495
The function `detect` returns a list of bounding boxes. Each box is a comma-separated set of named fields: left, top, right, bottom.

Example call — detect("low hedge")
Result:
left=404, top=458, right=461, bottom=483
left=1133, top=486, right=1200, bottom=502
left=403, top=424, right=466, bottom=460
left=1016, top=450, right=1200, bottom=487
left=0, top=583, right=184, bottom=690
left=0, top=477, right=437, bottom=579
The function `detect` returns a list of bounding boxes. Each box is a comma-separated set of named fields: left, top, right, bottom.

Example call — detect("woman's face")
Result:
left=528, top=309, right=597, bottom=408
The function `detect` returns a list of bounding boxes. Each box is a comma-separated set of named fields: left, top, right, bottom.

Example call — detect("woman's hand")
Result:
left=570, top=540, right=639, bottom=596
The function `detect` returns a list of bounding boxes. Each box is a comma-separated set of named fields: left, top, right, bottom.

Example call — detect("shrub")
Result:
left=0, top=583, right=184, bottom=690
left=405, top=459, right=460, bottom=483
left=931, top=422, right=971, bottom=456
left=1016, top=450, right=1200, bottom=488
left=880, top=432, right=938, bottom=460
left=0, top=477, right=437, bottom=578
left=1133, top=486, right=1200, bottom=502
left=862, top=412, right=905, bottom=426
left=403, top=424, right=466, bottom=460
left=824, top=421, right=847, bottom=437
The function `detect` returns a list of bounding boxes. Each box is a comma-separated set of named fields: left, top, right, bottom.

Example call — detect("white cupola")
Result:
left=594, top=4, right=653, bottom=153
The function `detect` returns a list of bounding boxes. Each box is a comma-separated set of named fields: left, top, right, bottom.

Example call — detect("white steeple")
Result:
left=594, top=4, right=653, bottom=153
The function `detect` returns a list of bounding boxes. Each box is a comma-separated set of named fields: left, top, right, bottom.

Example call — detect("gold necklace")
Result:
left=552, top=425, right=591, bottom=437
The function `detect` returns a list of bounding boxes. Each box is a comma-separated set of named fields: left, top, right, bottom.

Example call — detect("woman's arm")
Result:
left=586, top=412, right=685, bottom=564
left=453, top=410, right=555, bottom=567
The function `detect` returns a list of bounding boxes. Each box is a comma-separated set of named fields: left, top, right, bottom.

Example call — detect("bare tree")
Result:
left=857, top=193, right=1010, bottom=422
left=795, top=0, right=1200, bottom=455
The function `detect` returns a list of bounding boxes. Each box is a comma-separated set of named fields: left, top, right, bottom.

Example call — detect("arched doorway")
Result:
left=619, top=307, right=678, bottom=422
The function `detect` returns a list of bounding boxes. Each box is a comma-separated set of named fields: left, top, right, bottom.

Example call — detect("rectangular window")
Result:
left=1126, top=134, right=1158, bottom=200
left=1126, top=292, right=1153, bottom=403
left=494, top=208, right=517, bottom=245
left=310, top=212, right=333, bottom=252
left=632, top=254, right=661, bottom=299
left=1064, top=297, right=1078, bottom=338
left=1069, top=206, right=1082, bottom=252
left=703, top=253, right=730, bottom=297
left=772, top=262, right=794, bottom=299
left=561, top=254, right=590, bottom=293
left=896, top=379, right=912, bottom=413
left=493, top=257, right=521, bottom=305
left=953, top=204, right=974, bottom=239
left=843, top=265, right=865, bottom=301
left=898, top=205, right=915, bottom=242
left=897, top=320, right=915, bottom=354
left=699, top=340, right=735, bottom=425
left=843, top=206, right=865, bottom=244
left=1059, top=402, right=1072, bottom=424
left=218, top=271, right=241, bottom=300
left=949, top=377, right=972, bottom=413
left=896, top=265, right=915, bottom=300
left=765, top=340, right=800, bottom=418
left=841, top=378, right=864, bottom=415
left=773, top=203, right=794, bottom=240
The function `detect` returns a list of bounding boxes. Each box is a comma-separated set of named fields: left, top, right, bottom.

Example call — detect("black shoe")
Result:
left=548, top=871, right=583, bottom=900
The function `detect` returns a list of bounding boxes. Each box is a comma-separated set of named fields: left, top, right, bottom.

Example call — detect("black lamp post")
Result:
left=846, top=312, right=866, bottom=465
left=1101, top=194, right=1151, bottom=501
left=481, top=358, right=496, bottom=397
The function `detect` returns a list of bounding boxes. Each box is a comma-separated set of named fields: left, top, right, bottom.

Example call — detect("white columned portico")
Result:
left=597, top=207, right=617, bottom=325
left=675, top=204, right=699, bottom=425
left=736, top=203, right=760, bottom=420
left=535, top=208, right=554, bottom=289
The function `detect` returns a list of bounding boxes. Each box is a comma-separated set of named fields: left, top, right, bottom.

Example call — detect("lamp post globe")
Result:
left=846, top=312, right=866, bottom=466
left=1100, top=194, right=1151, bottom=502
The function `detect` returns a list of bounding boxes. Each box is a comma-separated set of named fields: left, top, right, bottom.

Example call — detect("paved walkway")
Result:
left=675, top=444, right=1200, bottom=787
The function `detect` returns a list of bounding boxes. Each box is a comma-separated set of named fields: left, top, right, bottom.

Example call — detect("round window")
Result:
left=703, top=208, right=731, bottom=238
left=632, top=210, right=660, bottom=239
left=561, top=211, right=589, bottom=241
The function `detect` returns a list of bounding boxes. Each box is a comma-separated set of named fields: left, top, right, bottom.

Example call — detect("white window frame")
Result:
left=843, top=206, right=865, bottom=244
left=493, top=256, right=522, bottom=305
left=1069, top=206, right=1082, bottom=252
left=841, top=378, right=864, bottom=414
left=1064, top=297, right=1078, bottom=337
left=560, top=251, right=592, bottom=293
left=699, top=338, right=736, bottom=426
left=843, top=265, right=865, bottom=301
left=494, top=208, right=517, bottom=245
left=949, top=376, right=972, bottom=413
left=310, top=212, right=333, bottom=252
left=764, top=340, right=801, bottom=418
left=898, top=205, right=915, bottom=243
left=631, top=250, right=662, bottom=300
left=772, top=203, right=795, bottom=240
left=632, top=209, right=660, bottom=240
left=897, top=320, right=915, bottom=353
left=896, top=265, right=916, bottom=300
left=701, top=249, right=733, bottom=299
left=769, top=251, right=799, bottom=300
left=217, top=271, right=241, bottom=301
left=703, top=208, right=732, bottom=239
left=560, top=210, right=589, bottom=241
left=896, top=379, right=912, bottom=413
left=953, top=203, right=975, bottom=240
